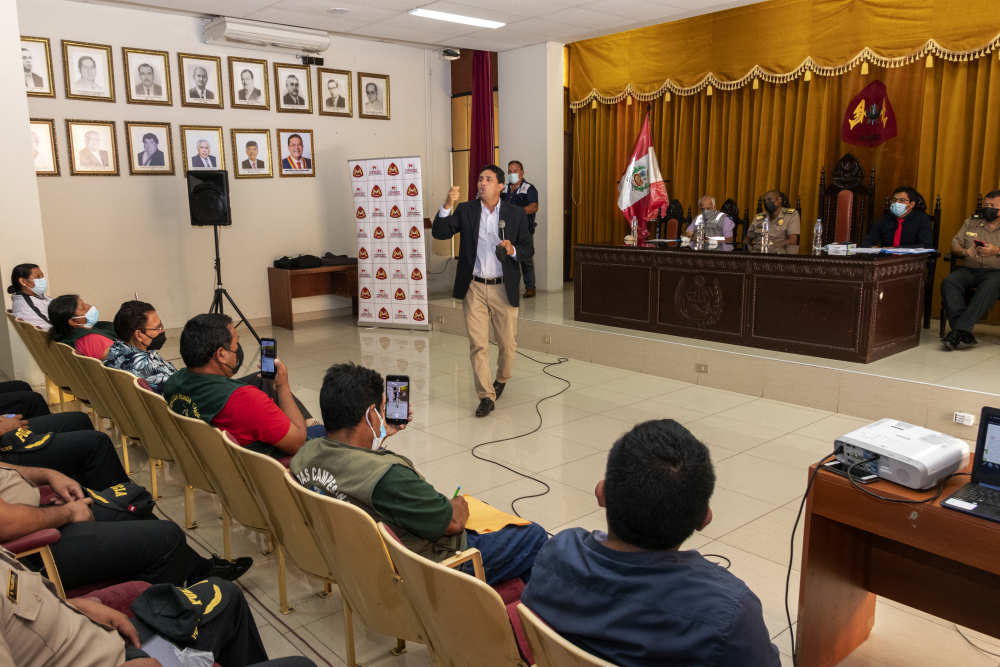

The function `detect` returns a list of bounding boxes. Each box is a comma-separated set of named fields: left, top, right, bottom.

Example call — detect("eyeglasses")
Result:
left=141, top=325, right=164, bottom=333
left=890, top=198, right=910, bottom=204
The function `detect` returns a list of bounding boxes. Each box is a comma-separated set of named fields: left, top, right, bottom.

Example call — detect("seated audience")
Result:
left=521, top=419, right=780, bottom=667
left=164, top=313, right=323, bottom=458
left=861, top=186, right=933, bottom=248
left=0, top=379, right=50, bottom=418
left=0, top=461, right=252, bottom=591
left=291, top=362, right=549, bottom=585
left=941, top=190, right=1000, bottom=350
left=8, top=262, right=52, bottom=330
left=0, top=546, right=316, bottom=667
left=105, top=299, right=177, bottom=393
left=48, top=294, right=116, bottom=361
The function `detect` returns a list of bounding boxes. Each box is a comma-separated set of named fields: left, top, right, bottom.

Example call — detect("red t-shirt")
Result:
left=75, top=334, right=114, bottom=360
left=211, top=385, right=290, bottom=447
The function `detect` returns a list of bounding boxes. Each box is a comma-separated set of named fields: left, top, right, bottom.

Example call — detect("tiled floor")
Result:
left=105, top=314, right=999, bottom=666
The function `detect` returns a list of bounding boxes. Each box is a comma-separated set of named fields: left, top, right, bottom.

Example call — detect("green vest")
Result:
left=55, top=321, right=117, bottom=347
left=290, top=438, right=468, bottom=562
left=163, top=368, right=244, bottom=423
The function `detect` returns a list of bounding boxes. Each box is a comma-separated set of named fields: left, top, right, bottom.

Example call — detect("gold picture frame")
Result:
left=180, top=125, right=225, bottom=174
left=231, top=129, right=273, bottom=179
left=30, top=118, right=59, bottom=176
left=357, top=72, right=390, bottom=120
left=318, top=68, right=352, bottom=117
left=21, top=37, right=55, bottom=98
left=62, top=40, right=115, bottom=103
left=178, top=53, right=223, bottom=109
left=277, top=129, right=315, bottom=178
left=274, top=63, right=313, bottom=114
left=125, top=121, right=175, bottom=176
left=122, top=47, right=172, bottom=106
left=66, top=119, right=119, bottom=176
left=228, top=56, right=270, bottom=111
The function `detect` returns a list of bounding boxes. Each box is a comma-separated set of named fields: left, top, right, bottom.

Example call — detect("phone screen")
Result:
left=261, top=338, right=276, bottom=377
left=385, top=376, right=409, bottom=424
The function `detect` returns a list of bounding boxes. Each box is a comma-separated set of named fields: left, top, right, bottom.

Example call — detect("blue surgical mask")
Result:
left=367, top=406, right=387, bottom=450
left=507, top=173, right=519, bottom=185
left=890, top=202, right=908, bottom=217
left=28, top=278, right=46, bottom=297
left=74, top=306, right=99, bottom=328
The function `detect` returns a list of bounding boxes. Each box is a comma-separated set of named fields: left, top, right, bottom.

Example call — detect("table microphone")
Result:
left=495, top=220, right=508, bottom=262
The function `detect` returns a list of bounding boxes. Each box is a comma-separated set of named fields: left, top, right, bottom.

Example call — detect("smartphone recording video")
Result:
left=385, top=375, right=409, bottom=425
left=260, top=338, right=276, bottom=380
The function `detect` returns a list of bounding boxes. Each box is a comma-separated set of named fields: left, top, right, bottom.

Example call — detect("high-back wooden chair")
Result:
left=516, top=604, right=617, bottom=667
left=719, top=198, right=748, bottom=242
left=288, top=478, right=428, bottom=667
left=378, top=523, right=529, bottom=667
left=818, top=153, right=876, bottom=245
left=654, top=198, right=686, bottom=241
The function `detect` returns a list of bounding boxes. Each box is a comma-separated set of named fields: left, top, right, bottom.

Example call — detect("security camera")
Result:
left=298, top=56, right=324, bottom=66
left=439, top=48, right=460, bottom=61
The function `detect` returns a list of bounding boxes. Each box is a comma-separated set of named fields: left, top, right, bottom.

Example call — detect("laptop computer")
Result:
left=941, top=406, right=1000, bottom=523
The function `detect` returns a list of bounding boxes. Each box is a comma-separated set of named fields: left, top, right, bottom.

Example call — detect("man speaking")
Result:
left=433, top=165, right=534, bottom=417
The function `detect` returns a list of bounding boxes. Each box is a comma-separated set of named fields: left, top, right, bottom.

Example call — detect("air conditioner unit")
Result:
left=204, top=17, right=331, bottom=55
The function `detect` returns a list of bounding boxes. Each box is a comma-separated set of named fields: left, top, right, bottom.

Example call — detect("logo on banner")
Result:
left=387, top=162, right=399, bottom=176
left=412, top=308, right=425, bottom=321
left=406, top=183, right=419, bottom=197
left=374, top=288, right=389, bottom=300
left=409, top=226, right=422, bottom=239
left=391, top=268, right=407, bottom=280
left=406, top=206, right=421, bottom=218
left=371, top=205, right=385, bottom=218
left=378, top=308, right=390, bottom=320
left=390, top=206, right=401, bottom=219
left=389, top=225, right=403, bottom=238
left=353, top=186, right=366, bottom=198
left=356, top=207, right=366, bottom=219
left=404, top=162, right=419, bottom=175
left=359, top=267, right=372, bottom=279
left=373, top=226, right=385, bottom=239
left=371, top=185, right=383, bottom=198
left=360, top=307, right=374, bottom=319
left=394, top=308, right=408, bottom=321
left=376, top=267, right=387, bottom=280
left=387, top=184, right=403, bottom=197
left=358, top=247, right=369, bottom=259
left=353, top=165, right=364, bottom=178
left=360, top=287, right=371, bottom=299
left=842, top=79, right=897, bottom=147
left=408, top=247, right=423, bottom=260
left=373, top=247, right=387, bottom=259
left=409, top=288, right=425, bottom=301
left=357, top=227, right=368, bottom=239
left=411, top=268, right=423, bottom=281
left=368, top=164, right=382, bottom=177
left=394, top=288, right=406, bottom=300
left=392, top=247, right=404, bottom=260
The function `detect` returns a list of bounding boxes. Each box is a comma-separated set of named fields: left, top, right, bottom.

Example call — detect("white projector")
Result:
left=834, top=419, right=969, bottom=490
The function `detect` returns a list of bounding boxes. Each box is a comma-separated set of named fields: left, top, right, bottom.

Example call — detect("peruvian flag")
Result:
left=617, top=115, right=668, bottom=227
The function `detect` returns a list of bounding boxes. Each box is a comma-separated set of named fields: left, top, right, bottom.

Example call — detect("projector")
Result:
left=835, top=419, right=969, bottom=490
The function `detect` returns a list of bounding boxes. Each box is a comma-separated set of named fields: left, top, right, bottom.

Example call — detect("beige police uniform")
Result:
left=0, top=547, right=126, bottom=667
left=747, top=208, right=801, bottom=252
left=951, top=215, right=1000, bottom=270
left=0, top=467, right=41, bottom=506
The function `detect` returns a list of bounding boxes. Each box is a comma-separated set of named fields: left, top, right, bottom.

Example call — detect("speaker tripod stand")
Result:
left=209, top=224, right=261, bottom=345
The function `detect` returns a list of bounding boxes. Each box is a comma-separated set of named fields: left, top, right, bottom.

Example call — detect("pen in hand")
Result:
left=452, top=486, right=461, bottom=499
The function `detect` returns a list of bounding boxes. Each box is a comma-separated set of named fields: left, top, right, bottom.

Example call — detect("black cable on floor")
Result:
left=956, top=624, right=1000, bottom=657
left=426, top=257, right=456, bottom=275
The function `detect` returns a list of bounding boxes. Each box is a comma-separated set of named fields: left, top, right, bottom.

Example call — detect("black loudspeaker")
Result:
left=187, top=170, right=232, bottom=226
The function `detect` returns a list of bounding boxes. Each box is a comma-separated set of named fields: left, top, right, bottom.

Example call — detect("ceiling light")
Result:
left=408, top=8, right=504, bottom=29
left=327, top=7, right=350, bottom=13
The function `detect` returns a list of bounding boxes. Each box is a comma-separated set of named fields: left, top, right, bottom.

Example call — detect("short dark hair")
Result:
left=984, top=190, right=1000, bottom=202
left=48, top=294, right=81, bottom=342
left=892, top=186, right=920, bottom=204
left=141, top=133, right=158, bottom=145
left=288, top=133, right=302, bottom=146
left=605, top=420, right=716, bottom=550
left=508, top=160, right=523, bottom=171
left=7, top=263, right=38, bottom=295
left=179, top=313, right=233, bottom=368
left=245, top=140, right=258, bottom=149
left=479, top=164, right=505, bottom=185
left=113, top=300, right=155, bottom=342
left=78, top=55, right=96, bottom=70
left=137, top=63, right=154, bottom=74
left=319, top=362, right=383, bottom=432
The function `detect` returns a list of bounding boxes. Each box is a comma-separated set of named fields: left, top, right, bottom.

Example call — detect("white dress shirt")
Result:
left=439, top=200, right=516, bottom=279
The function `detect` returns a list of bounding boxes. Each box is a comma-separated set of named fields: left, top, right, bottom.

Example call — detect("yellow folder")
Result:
left=463, top=494, right=531, bottom=533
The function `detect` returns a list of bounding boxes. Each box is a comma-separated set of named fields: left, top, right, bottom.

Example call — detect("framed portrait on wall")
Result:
left=318, top=68, right=351, bottom=117
left=274, top=63, right=312, bottom=114
left=62, top=40, right=115, bottom=102
left=178, top=53, right=223, bottom=109
left=30, top=119, right=59, bottom=176
left=21, top=37, right=55, bottom=98
left=180, top=125, right=225, bottom=174
left=277, top=129, right=314, bottom=177
left=125, top=121, right=174, bottom=175
left=228, top=57, right=269, bottom=110
left=231, top=129, right=273, bottom=179
left=123, top=48, right=172, bottom=106
left=66, top=119, right=119, bottom=176
left=358, top=72, right=389, bottom=120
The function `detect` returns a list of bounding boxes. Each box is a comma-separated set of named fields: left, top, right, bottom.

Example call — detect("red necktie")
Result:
left=892, top=217, right=904, bottom=247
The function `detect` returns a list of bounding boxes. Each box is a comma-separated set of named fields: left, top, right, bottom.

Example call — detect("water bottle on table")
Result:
left=813, top=219, right=823, bottom=255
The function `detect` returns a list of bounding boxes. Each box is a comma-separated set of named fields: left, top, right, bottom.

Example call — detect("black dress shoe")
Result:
left=206, top=554, right=254, bottom=582
left=942, top=331, right=958, bottom=350
left=476, top=397, right=495, bottom=417
left=493, top=380, right=505, bottom=399
left=961, top=331, right=979, bottom=347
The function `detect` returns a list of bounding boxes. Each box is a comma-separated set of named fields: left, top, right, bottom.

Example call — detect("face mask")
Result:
left=144, top=331, right=166, bottom=352
left=366, top=406, right=386, bottom=450
left=221, top=342, right=244, bottom=375
left=701, top=208, right=714, bottom=219
left=763, top=201, right=778, bottom=215
left=507, top=173, right=519, bottom=185
left=982, top=207, right=999, bottom=222
left=74, top=306, right=99, bottom=328
left=890, top=202, right=908, bottom=217
left=28, top=278, right=46, bottom=297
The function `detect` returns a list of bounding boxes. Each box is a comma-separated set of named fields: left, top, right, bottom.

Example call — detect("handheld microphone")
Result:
left=495, top=220, right=507, bottom=263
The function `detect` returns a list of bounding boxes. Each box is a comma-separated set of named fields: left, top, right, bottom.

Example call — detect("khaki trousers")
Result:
left=462, top=281, right=518, bottom=400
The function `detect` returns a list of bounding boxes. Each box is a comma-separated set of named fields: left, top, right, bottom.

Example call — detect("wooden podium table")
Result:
left=573, top=244, right=930, bottom=363
left=796, top=462, right=1000, bottom=666
left=267, top=265, right=358, bottom=330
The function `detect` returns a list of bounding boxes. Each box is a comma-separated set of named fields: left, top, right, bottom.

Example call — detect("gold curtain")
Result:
left=571, top=57, right=1000, bottom=313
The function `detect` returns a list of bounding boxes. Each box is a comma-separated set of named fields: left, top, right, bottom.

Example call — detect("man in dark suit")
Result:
left=136, top=132, right=165, bottom=167
left=280, top=134, right=311, bottom=171
left=324, top=78, right=346, bottom=109
left=22, top=48, right=43, bottom=89
left=134, top=63, right=163, bottom=97
left=241, top=140, right=265, bottom=171
left=283, top=75, right=304, bottom=106
left=237, top=69, right=262, bottom=104
left=78, top=131, right=109, bottom=168
left=188, top=66, right=214, bottom=100
left=432, top=164, right=534, bottom=417
left=191, top=139, right=217, bottom=168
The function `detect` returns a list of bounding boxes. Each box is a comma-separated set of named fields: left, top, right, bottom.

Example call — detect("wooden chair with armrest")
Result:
left=940, top=193, right=991, bottom=337
left=719, top=198, right=747, bottom=243
left=654, top=198, right=687, bottom=241
left=3, top=528, right=65, bottom=599
left=818, top=153, right=876, bottom=245
left=286, top=476, right=429, bottom=667
left=378, top=522, right=530, bottom=667
left=516, top=603, right=617, bottom=667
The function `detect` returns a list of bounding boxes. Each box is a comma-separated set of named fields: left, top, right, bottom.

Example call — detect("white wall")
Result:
left=498, top=43, right=564, bottom=292
left=16, top=0, right=452, bottom=329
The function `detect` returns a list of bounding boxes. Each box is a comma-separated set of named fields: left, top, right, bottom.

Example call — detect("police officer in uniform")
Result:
left=941, top=190, right=1000, bottom=350
left=501, top=160, right=539, bottom=298
left=745, top=191, right=800, bottom=253
left=682, top=195, right=735, bottom=242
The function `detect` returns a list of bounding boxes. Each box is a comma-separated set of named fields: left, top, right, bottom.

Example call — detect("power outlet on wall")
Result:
left=696, top=364, right=709, bottom=374
left=542, top=336, right=552, bottom=344
left=436, top=316, right=444, bottom=324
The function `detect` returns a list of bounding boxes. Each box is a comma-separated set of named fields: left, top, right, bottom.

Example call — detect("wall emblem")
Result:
left=674, top=276, right=723, bottom=327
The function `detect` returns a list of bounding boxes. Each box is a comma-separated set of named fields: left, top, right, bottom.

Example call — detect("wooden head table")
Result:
left=573, top=244, right=933, bottom=363
left=267, top=265, right=358, bottom=330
